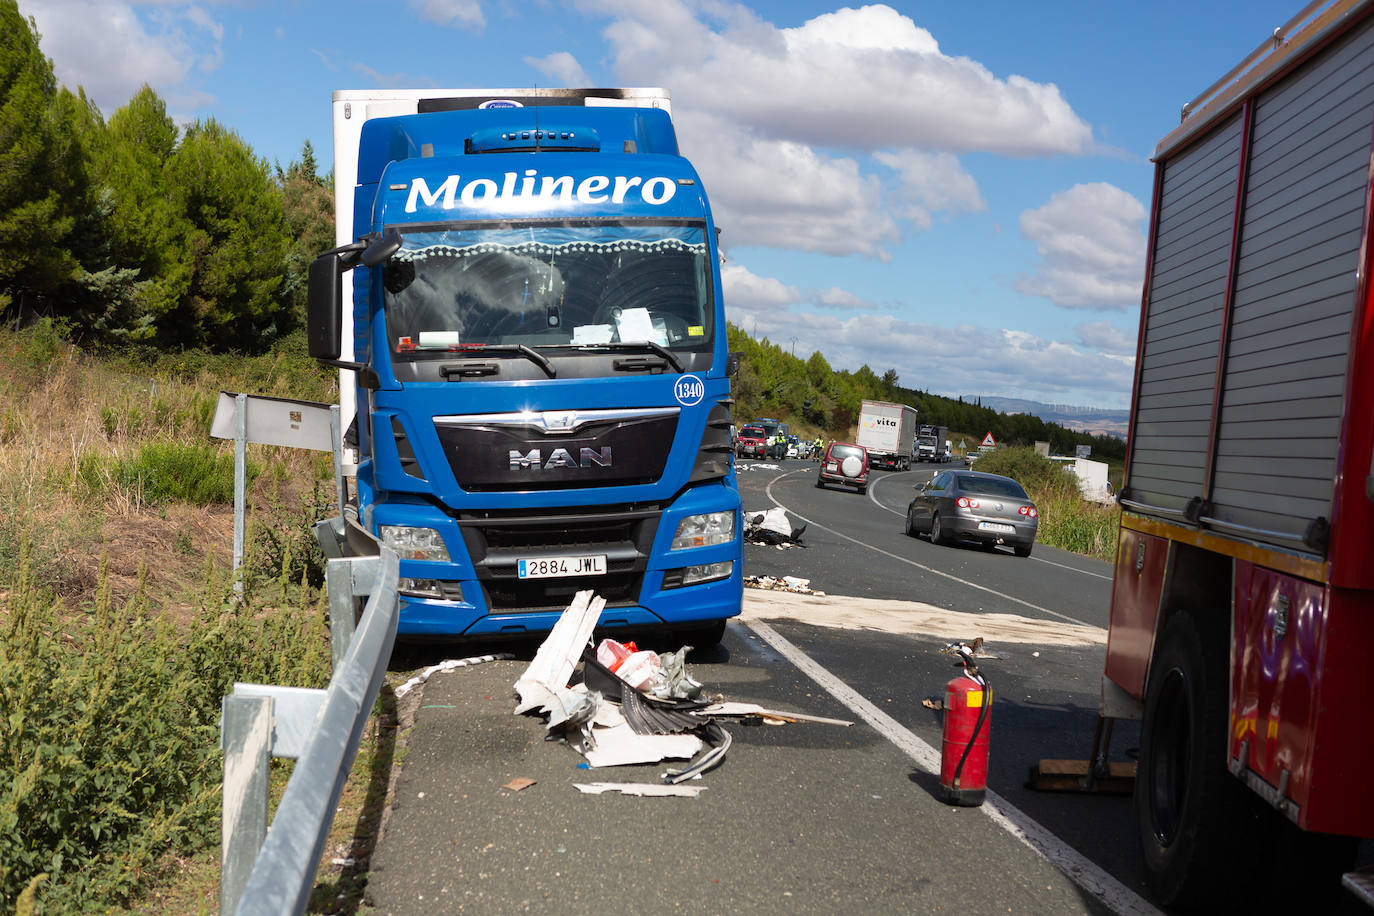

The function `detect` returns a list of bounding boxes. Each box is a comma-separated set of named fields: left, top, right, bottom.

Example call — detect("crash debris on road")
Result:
left=573, top=782, right=707, bottom=797
left=744, top=574, right=825, bottom=596
left=395, top=652, right=516, bottom=698
left=511, top=590, right=847, bottom=788
left=743, top=507, right=807, bottom=548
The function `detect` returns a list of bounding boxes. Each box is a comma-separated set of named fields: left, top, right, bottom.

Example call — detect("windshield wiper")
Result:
left=574, top=341, right=684, bottom=373
left=438, top=344, right=556, bottom=379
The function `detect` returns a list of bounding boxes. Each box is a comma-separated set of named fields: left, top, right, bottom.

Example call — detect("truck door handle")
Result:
left=613, top=357, right=669, bottom=372
left=441, top=362, right=499, bottom=379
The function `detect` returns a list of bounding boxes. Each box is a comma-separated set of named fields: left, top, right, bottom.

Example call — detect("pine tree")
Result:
left=165, top=118, right=291, bottom=349
left=280, top=139, right=335, bottom=329
left=0, top=2, right=83, bottom=312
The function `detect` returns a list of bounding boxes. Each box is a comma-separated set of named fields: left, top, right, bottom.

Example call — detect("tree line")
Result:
left=0, top=2, right=332, bottom=353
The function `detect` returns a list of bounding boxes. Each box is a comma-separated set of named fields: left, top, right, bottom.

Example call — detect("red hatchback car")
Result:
left=816, top=441, right=869, bottom=494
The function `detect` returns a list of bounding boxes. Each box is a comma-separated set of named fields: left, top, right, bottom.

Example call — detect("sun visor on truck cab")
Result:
left=356, top=107, right=679, bottom=187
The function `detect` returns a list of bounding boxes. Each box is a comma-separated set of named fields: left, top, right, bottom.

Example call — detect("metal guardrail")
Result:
left=219, top=544, right=399, bottom=915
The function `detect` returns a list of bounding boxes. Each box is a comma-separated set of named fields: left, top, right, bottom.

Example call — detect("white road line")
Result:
left=867, top=470, right=1112, bottom=581
left=764, top=471, right=1098, bottom=628
left=744, top=619, right=1162, bottom=916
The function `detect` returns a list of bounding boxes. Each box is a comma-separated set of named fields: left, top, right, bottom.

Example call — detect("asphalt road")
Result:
left=360, top=458, right=1366, bottom=914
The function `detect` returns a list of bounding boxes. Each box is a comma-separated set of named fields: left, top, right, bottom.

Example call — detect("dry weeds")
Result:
left=0, top=331, right=326, bottom=620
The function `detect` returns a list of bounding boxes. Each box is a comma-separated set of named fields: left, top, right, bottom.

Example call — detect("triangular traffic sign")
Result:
left=981, top=432, right=996, bottom=447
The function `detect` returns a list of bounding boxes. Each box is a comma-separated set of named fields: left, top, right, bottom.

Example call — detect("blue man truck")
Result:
left=308, top=88, right=741, bottom=645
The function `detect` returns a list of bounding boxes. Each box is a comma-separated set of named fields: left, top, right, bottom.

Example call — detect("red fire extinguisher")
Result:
left=939, top=641, right=991, bottom=806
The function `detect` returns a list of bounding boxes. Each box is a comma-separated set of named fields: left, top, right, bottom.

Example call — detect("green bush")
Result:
left=12, top=318, right=71, bottom=373
left=0, top=547, right=331, bottom=911
left=250, top=477, right=334, bottom=589
left=80, top=441, right=258, bottom=506
left=102, top=330, right=336, bottom=405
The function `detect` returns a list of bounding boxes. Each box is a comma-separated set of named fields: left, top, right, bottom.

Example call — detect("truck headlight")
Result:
left=379, top=525, right=450, bottom=561
left=681, top=561, right=732, bottom=585
left=671, top=511, right=735, bottom=550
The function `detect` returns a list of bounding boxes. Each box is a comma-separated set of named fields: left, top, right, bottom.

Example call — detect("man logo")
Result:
left=510, top=447, right=613, bottom=470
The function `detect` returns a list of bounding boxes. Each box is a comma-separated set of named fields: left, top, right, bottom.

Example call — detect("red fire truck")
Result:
left=1104, top=0, right=1374, bottom=907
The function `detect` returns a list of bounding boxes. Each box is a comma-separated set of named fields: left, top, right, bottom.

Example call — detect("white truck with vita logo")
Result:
left=856, top=400, right=917, bottom=470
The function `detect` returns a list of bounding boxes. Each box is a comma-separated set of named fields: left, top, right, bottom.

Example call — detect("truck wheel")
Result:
left=679, top=618, right=727, bottom=650
left=1135, top=611, right=1272, bottom=908
left=930, top=512, right=948, bottom=545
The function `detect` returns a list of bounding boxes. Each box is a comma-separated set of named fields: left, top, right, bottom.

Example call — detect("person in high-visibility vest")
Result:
left=812, top=436, right=824, bottom=460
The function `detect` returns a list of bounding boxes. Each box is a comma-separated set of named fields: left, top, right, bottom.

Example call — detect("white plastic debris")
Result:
left=747, top=507, right=794, bottom=538
left=574, top=782, right=707, bottom=797
left=394, top=653, right=515, bottom=698
left=514, top=591, right=606, bottom=724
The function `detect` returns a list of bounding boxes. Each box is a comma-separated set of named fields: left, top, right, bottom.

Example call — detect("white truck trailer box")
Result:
left=856, top=400, right=917, bottom=470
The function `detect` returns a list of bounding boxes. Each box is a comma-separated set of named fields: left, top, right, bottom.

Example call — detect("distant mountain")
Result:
left=968, top=396, right=1130, bottom=440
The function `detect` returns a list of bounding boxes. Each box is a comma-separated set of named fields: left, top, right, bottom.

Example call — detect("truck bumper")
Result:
left=374, top=481, right=744, bottom=638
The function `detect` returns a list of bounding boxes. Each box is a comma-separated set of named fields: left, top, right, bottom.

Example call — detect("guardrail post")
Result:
left=327, top=555, right=379, bottom=672
left=232, top=393, right=248, bottom=592
left=327, top=558, right=357, bottom=673
left=219, top=548, right=396, bottom=915
left=220, top=694, right=272, bottom=915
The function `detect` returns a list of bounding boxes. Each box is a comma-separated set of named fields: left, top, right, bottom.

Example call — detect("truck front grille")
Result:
left=456, top=503, right=662, bottom=613
left=434, top=408, right=678, bottom=492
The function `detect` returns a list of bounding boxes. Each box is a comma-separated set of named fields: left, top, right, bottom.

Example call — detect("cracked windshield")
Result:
left=383, top=221, right=714, bottom=358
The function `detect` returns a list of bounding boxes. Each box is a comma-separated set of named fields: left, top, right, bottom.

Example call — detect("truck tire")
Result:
left=679, top=618, right=727, bottom=650
left=1135, top=611, right=1272, bottom=908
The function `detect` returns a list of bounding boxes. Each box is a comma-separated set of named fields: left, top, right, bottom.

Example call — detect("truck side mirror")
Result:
left=307, top=236, right=378, bottom=362
left=307, top=252, right=345, bottom=360
left=726, top=351, right=742, bottom=377
left=362, top=226, right=403, bottom=267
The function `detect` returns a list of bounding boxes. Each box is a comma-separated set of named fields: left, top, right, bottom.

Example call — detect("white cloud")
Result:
left=583, top=1, right=1094, bottom=156
left=874, top=149, right=985, bottom=230
left=567, top=1, right=1092, bottom=255
left=19, top=0, right=221, bottom=113
left=809, top=287, right=871, bottom=311
left=1017, top=182, right=1147, bottom=310
left=523, top=51, right=592, bottom=86
left=685, top=111, right=898, bottom=257
left=726, top=263, right=1136, bottom=406
left=825, top=314, right=1135, bottom=405
left=409, top=0, right=485, bottom=30
left=722, top=263, right=802, bottom=338
left=1076, top=320, right=1138, bottom=355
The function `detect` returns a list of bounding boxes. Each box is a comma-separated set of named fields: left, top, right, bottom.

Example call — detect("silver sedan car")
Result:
left=904, top=470, right=1039, bottom=556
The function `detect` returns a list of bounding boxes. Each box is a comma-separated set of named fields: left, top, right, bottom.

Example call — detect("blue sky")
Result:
left=22, top=0, right=1309, bottom=408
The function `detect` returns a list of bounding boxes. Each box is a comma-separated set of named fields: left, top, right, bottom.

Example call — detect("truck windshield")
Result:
left=382, top=220, right=713, bottom=359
